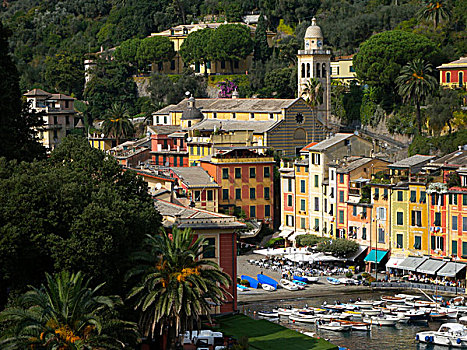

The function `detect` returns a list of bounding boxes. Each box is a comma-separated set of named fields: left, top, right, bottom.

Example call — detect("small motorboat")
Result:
left=293, top=275, right=309, bottom=283
left=393, top=313, right=410, bottom=323
left=261, top=283, right=276, bottom=291
left=381, top=295, right=405, bottom=303
left=452, top=296, right=465, bottom=306
left=289, top=313, right=318, bottom=323
left=363, top=315, right=398, bottom=326
left=404, top=309, right=430, bottom=322
left=311, top=308, right=327, bottom=314
left=257, top=310, right=279, bottom=317
left=332, top=320, right=371, bottom=331
left=326, top=277, right=341, bottom=285
left=396, top=293, right=421, bottom=300
left=338, top=278, right=356, bottom=285
left=280, top=279, right=299, bottom=291
left=292, top=280, right=307, bottom=289
left=362, top=309, right=382, bottom=316
left=316, top=320, right=352, bottom=332
left=306, top=276, right=320, bottom=283
left=274, top=307, right=295, bottom=317
left=416, top=323, right=467, bottom=347
left=355, top=300, right=374, bottom=309
left=237, top=284, right=249, bottom=292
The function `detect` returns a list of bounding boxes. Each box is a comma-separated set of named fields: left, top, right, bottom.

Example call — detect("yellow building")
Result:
left=150, top=22, right=274, bottom=75
left=330, top=55, right=357, bottom=84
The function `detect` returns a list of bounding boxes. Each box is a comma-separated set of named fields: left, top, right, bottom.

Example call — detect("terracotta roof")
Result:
left=300, top=142, right=318, bottom=152
left=50, top=93, right=74, bottom=101
left=24, top=88, right=51, bottom=97
left=148, top=125, right=181, bottom=135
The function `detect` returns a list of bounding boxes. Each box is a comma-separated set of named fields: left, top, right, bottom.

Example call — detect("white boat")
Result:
left=338, top=278, right=357, bottom=285
left=363, top=315, right=398, bottom=326
left=261, top=284, right=276, bottom=292
left=417, top=323, right=467, bottom=348
left=406, top=300, right=439, bottom=308
left=257, top=311, right=279, bottom=317
left=326, top=277, right=341, bottom=285
left=274, top=307, right=295, bottom=316
left=280, top=279, right=299, bottom=291
left=387, top=304, right=412, bottom=311
left=437, top=307, right=459, bottom=319
left=333, top=320, right=371, bottom=331
left=316, top=321, right=352, bottom=332
left=362, top=309, right=382, bottom=316
left=306, top=276, right=320, bottom=283
left=355, top=300, right=374, bottom=309
left=289, top=313, right=318, bottom=323
left=404, top=309, right=430, bottom=321
left=311, top=308, right=327, bottom=314
left=381, top=295, right=405, bottom=303
left=393, top=312, right=410, bottom=323
left=395, top=293, right=421, bottom=300
left=343, top=311, right=363, bottom=319
left=237, top=284, right=249, bottom=292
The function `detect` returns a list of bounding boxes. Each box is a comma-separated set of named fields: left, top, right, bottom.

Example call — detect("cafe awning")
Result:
left=346, top=245, right=368, bottom=262
left=437, top=262, right=467, bottom=277
left=364, top=249, right=388, bottom=263
left=386, top=257, right=405, bottom=270
left=397, top=256, right=427, bottom=271
left=416, top=259, right=446, bottom=275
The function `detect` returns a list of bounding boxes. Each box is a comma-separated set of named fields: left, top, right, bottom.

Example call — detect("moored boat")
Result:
left=326, top=277, right=341, bottom=285
left=237, top=284, right=249, bottom=292
left=261, top=283, right=276, bottom=291
left=416, top=323, right=467, bottom=348
left=306, top=276, right=320, bottom=283
left=316, top=320, right=352, bottom=332
left=258, top=310, right=279, bottom=317
left=280, top=279, right=299, bottom=291
left=381, top=295, right=405, bottom=303
left=363, top=315, right=398, bottom=326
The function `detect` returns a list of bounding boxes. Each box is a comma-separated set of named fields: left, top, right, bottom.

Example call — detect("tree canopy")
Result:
left=0, top=136, right=161, bottom=306
left=353, top=30, right=441, bottom=96
left=136, top=36, right=175, bottom=70
left=179, top=28, right=213, bottom=71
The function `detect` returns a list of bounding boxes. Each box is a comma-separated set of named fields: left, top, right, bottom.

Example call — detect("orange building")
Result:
left=200, top=148, right=275, bottom=225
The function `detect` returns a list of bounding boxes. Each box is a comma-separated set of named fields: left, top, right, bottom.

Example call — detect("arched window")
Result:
left=294, top=128, right=307, bottom=141
left=316, top=63, right=321, bottom=78
left=322, top=63, right=327, bottom=77
left=306, top=63, right=310, bottom=78
left=459, top=72, right=464, bottom=88
left=446, top=72, right=451, bottom=83
left=301, top=63, right=305, bottom=78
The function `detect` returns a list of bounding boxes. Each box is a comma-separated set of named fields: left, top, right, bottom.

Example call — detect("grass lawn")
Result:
left=215, top=314, right=338, bottom=350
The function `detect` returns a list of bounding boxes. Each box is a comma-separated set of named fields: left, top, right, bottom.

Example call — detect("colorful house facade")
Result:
left=437, top=57, right=467, bottom=89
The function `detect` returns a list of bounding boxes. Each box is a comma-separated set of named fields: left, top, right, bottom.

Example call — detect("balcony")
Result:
left=298, top=49, right=332, bottom=55
left=40, top=124, right=62, bottom=131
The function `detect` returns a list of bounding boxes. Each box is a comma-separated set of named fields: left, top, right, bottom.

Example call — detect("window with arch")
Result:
left=459, top=72, right=464, bottom=88
left=322, top=63, right=327, bottom=77
left=301, top=63, right=305, bottom=78
left=316, top=63, right=321, bottom=78
left=446, top=72, right=451, bottom=83
left=306, top=63, right=310, bottom=78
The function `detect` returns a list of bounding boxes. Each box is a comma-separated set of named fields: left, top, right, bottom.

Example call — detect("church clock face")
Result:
left=295, top=113, right=304, bottom=124
left=317, top=40, right=322, bottom=48
left=305, top=41, right=310, bottom=49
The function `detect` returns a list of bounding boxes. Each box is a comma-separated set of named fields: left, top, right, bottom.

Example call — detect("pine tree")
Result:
left=0, top=21, right=45, bottom=161
left=253, top=14, right=271, bottom=63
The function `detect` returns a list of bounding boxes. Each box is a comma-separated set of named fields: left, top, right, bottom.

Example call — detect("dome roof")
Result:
left=181, top=97, right=203, bottom=120
left=304, top=17, right=323, bottom=39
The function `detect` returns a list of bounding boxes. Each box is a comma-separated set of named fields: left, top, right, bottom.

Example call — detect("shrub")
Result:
left=265, top=237, right=285, bottom=248
left=361, top=272, right=370, bottom=279
left=316, top=238, right=359, bottom=258
left=295, top=234, right=326, bottom=247
left=345, top=271, right=354, bottom=278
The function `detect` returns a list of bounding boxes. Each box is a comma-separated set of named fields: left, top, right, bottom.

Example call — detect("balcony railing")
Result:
left=298, top=49, right=332, bottom=55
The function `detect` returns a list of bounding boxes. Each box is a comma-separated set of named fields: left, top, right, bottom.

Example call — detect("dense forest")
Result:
left=1, top=0, right=465, bottom=94
left=1, top=0, right=466, bottom=146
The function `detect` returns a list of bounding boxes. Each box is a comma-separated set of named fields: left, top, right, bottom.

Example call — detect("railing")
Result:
left=371, top=281, right=465, bottom=294
left=298, top=49, right=332, bottom=55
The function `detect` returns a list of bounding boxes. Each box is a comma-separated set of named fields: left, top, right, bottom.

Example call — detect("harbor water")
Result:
left=242, top=291, right=459, bottom=350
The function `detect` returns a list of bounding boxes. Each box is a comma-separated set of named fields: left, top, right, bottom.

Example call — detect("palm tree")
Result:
left=102, top=103, right=134, bottom=146
left=301, top=77, right=324, bottom=108
left=395, top=58, right=438, bottom=134
left=0, top=271, right=137, bottom=349
left=418, top=0, right=451, bottom=29
left=127, top=228, right=231, bottom=349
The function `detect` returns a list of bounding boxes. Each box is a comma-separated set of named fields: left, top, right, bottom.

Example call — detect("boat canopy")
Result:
left=437, top=262, right=467, bottom=277
left=364, top=249, right=388, bottom=263
left=397, top=256, right=427, bottom=271
left=416, top=258, right=446, bottom=275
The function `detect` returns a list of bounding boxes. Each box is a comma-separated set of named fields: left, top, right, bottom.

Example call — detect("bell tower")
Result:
left=297, top=17, right=331, bottom=129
